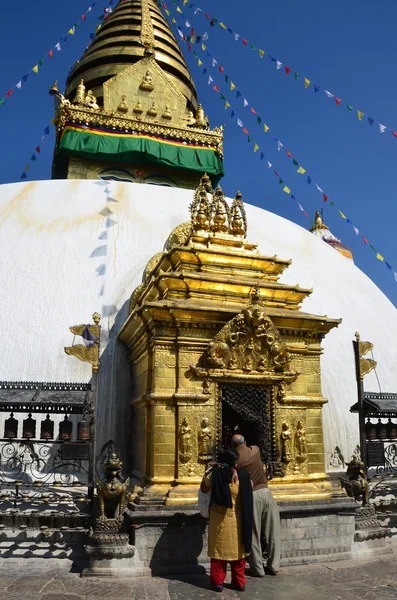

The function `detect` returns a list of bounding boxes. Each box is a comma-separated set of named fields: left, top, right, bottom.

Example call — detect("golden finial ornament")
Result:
left=230, top=190, right=247, bottom=237
left=49, top=80, right=59, bottom=97
left=195, top=104, right=209, bottom=129
left=140, top=70, right=155, bottom=92
left=192, top=190, right=210, bottom=232
left=147, top=101, right=158, bottom=116
left=73, top=79, right=86, bottom=105
left=211, top=185, right=229, bottom=233
left=117, top=94, right=129, bottom=113
left=310, top=209, right=329, bottom=232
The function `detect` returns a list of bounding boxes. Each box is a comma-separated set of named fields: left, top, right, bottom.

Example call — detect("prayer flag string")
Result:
left=0, top=0, right=114, bottom=110
left=158, top=0, right=397, bottom=142
left=20, top=125, right=51, bottom=180
left=161, top=2, right=397, bottom=283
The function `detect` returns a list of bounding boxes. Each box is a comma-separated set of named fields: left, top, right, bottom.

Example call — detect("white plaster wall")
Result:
left=0, top=180, right=395, bottom=469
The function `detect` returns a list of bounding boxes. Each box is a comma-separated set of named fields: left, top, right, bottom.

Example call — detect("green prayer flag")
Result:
left=220, top=94, right=225, bottom=100
left=257, top=116, right=262, bottom=125
left=346, top=104, right=353, bottom=111
left=225, top=75, right=229, bottom=83
left=330, top=201, right=336, bottom=207
left=193, top=50, right=198, bottom=58
left=369, top=245, right=377, bottom=252
left=250, top=44, right=256, bottom=50
left=31, top=154, right=36, bottom=161
left=0, top=97, right=4, bottom=106
left=279, top=178, right=284, bottom=185
left=38, top=57, right=45, bottom=66
left=292, top=159, right=299, bottom=166
left=294, top=72, right=300, bottom=81
left=248, top=135, right=252, bottom=142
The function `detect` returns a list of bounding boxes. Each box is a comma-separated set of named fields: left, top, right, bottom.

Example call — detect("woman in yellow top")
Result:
left=201, top=449, right=253, bottom=592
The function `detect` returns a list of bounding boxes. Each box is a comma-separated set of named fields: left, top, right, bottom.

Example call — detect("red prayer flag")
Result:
left=392, top=131, right=397, bottom=138
left=323, top=193, right=328, bottom=203
left=242, top=38, right=248, bottom=46
left=219, top=66, right=224, bottom=73
left=335, top=97, right=341, bottom=105
left=5, top=90, right=12, bottom=98
left=187, top=43, right=191, bottom=51
left=213, top=85, right=220, bottom=92
left=285, top=66, right=291, bottom=76
left=35, top=145, right=41, bottom=154
left=81, top=14, right=86, bottom=21
left=286, top=150, right=292, bottom=158
left=204, top=12, right=210, bottom=19
left=251, top=107, right=257, bottom=115
left=163, top=2, right=167, bottom=7
left=273, top=170, right=279, bottom=177
left=243, top=127, right=249, bottom=134
left=191, top=28, right=195, bottom=36
left=304, top=211, right=309, bottom=217
left=362, top=236, right=368, bottom=244
left=48, top=49, right=53, bottom=58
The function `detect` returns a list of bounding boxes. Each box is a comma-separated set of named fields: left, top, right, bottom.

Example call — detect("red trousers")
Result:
left=210, top=558, right=246, bottom=588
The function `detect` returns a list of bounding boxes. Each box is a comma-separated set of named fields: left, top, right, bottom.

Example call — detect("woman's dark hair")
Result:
left=218, top=448, right=239, bottom=468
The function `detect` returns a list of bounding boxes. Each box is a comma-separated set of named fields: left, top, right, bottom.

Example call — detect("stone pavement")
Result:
left=1, top=553, right=397, bottom=600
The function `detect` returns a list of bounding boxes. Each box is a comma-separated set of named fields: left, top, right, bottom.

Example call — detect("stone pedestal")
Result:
left=83, top=531, right=136, bottom=577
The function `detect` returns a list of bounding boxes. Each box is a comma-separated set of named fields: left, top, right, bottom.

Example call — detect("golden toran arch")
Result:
left=119, top=176, right=341, bottom=504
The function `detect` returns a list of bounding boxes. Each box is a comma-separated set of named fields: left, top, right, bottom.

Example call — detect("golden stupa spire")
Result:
left=310, top=209, right=329, bottom=232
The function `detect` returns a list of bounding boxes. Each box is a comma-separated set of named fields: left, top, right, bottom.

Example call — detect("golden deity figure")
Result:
left=162, top=105, right=172, bottom=120
left=198, top=418, right=212, bottom=461
left=85, top=90, right=99, bottom=111
left=118, top=94, right=129, bottom=113
left=295, top=420, right=307, bottom=459
left=139, top=70, right=155, bottom=91
left=73, top=79, right=86, bottom=105
left=179, top=417, right=192, bottom=463
left=211, top=186, right=229, bottom=233
left=147, top=101, right=158, bottom=116
left=280, top=421, right=292, bottom=464
left=133, top=100, right=144, bottom=114
left=186, top=110, right=196, bottom=126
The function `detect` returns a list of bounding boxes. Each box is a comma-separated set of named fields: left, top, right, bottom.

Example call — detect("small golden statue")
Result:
left=147, top=101, right=158, bottom=117
left=161, top=106, right=172, bottom=120
left=85, top=90, right=99, bottom=111
left=133, top=100, right=144, bottom=114
left=186, top=110, right=196, bottom=126
left=198, top=418, right=212, bottom=462
left=73, top=79, right=86, bottom=105
left=96, top=452, right=130, bottom=529
left=339, top=455, right=369, bottom=505
left=280, top=421, right=292, bottom=464
left=140, top=70, right=154, bottom=91
left=211, top=186, right=229, bottom=233
left=179, top=417, right=192, bottom=463
left=118, top=94, right=129, bottom=113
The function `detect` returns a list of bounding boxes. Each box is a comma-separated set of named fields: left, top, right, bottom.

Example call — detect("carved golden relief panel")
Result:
left=277, top=409, right=307, bottom=476
left=177, top=408, right=216, bottom=479
left=103, top=58, right=190, bottom=126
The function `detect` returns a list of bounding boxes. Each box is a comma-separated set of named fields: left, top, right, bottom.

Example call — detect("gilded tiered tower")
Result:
left=51, top=0, right=223, bottom=187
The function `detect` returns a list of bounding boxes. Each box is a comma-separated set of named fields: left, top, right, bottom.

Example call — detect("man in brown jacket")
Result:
left=231, top=434, right=280, bottom=576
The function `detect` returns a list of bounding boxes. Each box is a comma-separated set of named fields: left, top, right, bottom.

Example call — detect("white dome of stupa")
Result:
left=0, top=179, right=395, bottom=468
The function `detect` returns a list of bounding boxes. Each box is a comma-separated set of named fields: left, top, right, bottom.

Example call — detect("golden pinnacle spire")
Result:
left=310, top=209, right=329, bottom=232
left=65, top=0, right=198, bottom=109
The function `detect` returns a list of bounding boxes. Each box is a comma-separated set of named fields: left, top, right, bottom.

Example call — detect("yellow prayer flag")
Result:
left=197, top=59, right=203, bottom=66
left=283, top=186, right=291, bottom=194
left=220, top=22, right=227, bottom=29
left=259, top=49, right=265, bottom=58
left=68, top=28, right=75, bottom=35
left=165, top=9, right=170, bottom=15
left=297, top=166, right=306, bottom=174
left=33, top=65, right=39, bottom=73
left=202, top=43, right=206, bottom=51
left=376, top=253, right=384, bottom=261
left=304, top=78, right=310, bottom=88
left=96, top=24, right=101, bottom=32
left=230, top=82, right=236, bottom=90
left=338, top=210, right=347, bottom=219
left=225, top=101, right=230, bottom=109
left=176, top=6, right=182, bottom=13
left=171, top=18, right=176, bottom=23
left=357, top=110, right=364, bottom=120
left=25, top=164, right=30, bottom=172
left=254, top=144, right=259, bottom=152
left=183, top=0, right=188, bottom=4
left=264, top=124, right=269, bottom=132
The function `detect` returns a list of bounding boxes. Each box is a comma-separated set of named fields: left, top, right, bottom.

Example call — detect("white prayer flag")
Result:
left=234, top=33, right=240, bottom=41
left=202, top=32, right=208, bottom=41
left=16, top=81, right=22, bottom=89
left=324, top=90, right=333, bottom=98
left=208, top=76, right=213, bottom=84
left=237, top=118, right=243, bottom=127
left=276, top=61, right=282, bottom=69
left=379, top=123, right=386, bottom=133
left=55, top=43, right=61, bottom=51
left=353, top=226, right=359, bottom=235
left=212, top=58, right=217, bottom=67
left=243, top=98, right=248, bottom=107
left=277, top=141, right=283, bottom=151
left=267, top=161, right=272, bottom=169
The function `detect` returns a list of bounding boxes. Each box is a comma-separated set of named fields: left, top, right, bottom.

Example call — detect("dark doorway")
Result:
left=221, top=383, right=272, bottom=464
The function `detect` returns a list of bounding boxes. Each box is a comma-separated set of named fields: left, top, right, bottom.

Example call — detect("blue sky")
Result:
left=1, top=0, right=396, bottom=305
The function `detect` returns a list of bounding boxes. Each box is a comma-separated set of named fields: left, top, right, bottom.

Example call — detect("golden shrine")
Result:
left=119, top=176, right=341, bottom=504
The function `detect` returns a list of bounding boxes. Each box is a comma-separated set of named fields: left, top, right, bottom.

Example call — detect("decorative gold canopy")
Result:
left=65, top=0, right=198, bottom=109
